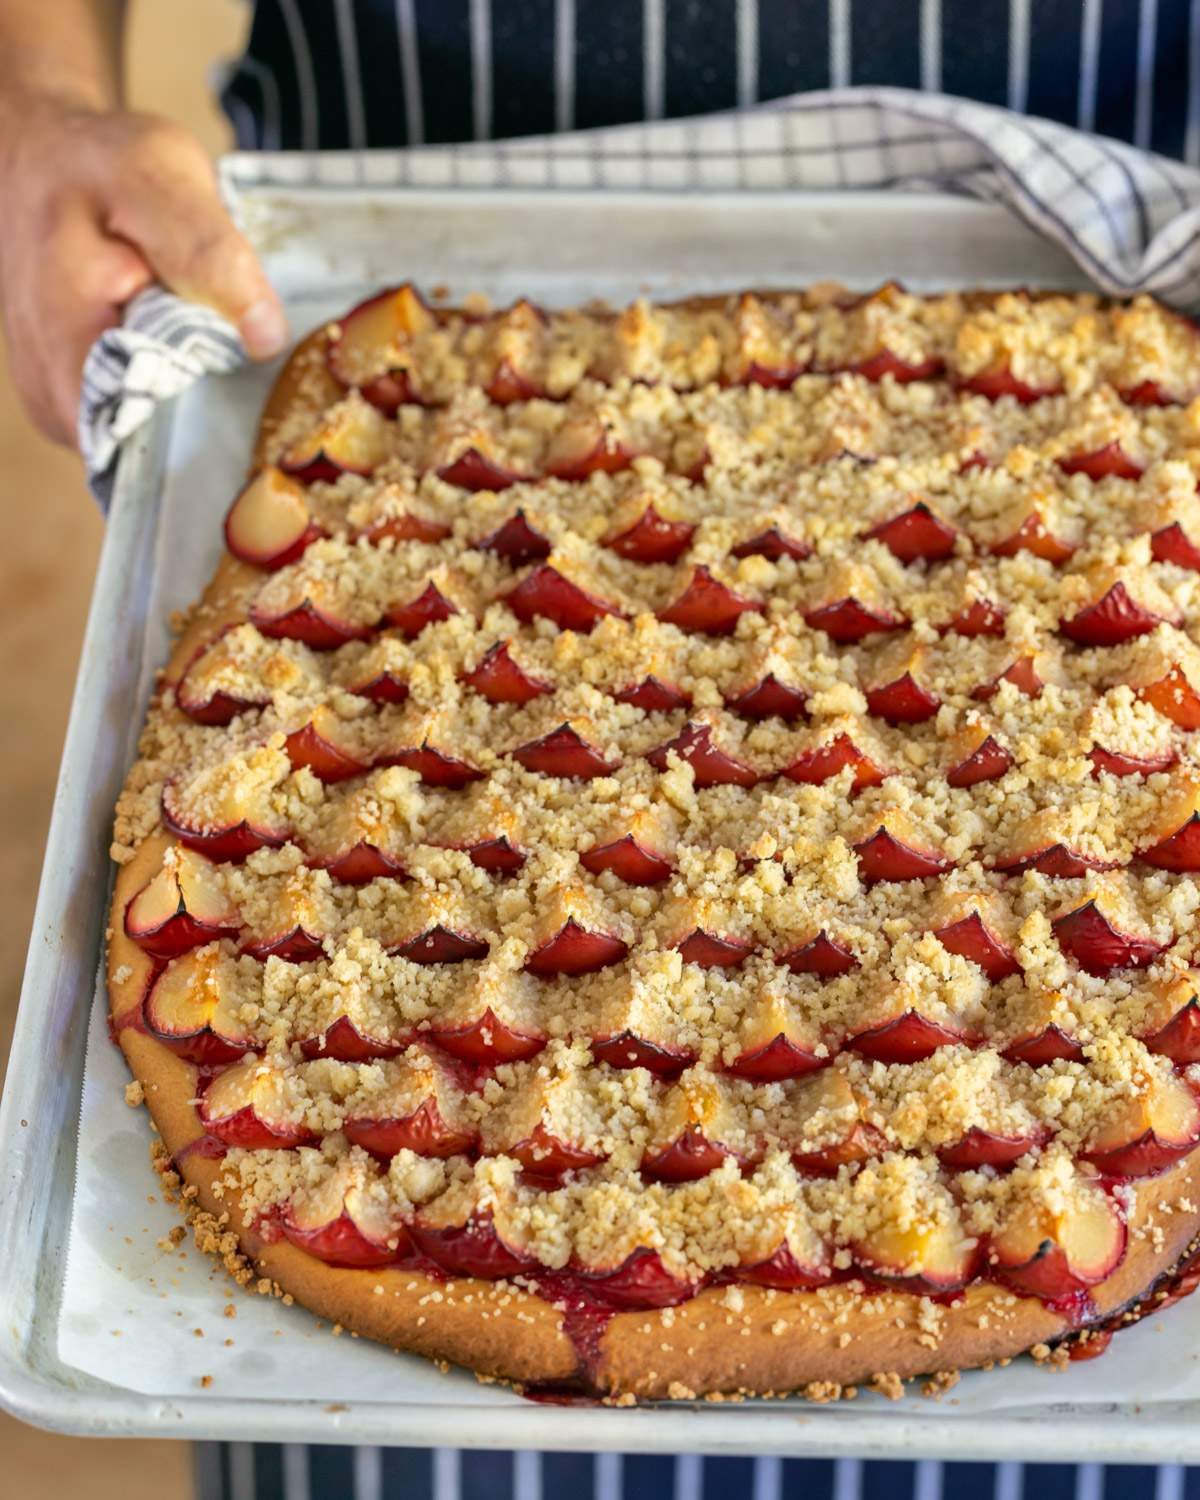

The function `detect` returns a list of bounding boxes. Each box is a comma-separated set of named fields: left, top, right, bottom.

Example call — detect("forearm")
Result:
left=0, top=0, right=126, bottom=119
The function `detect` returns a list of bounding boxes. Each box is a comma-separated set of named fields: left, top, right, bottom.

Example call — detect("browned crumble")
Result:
left=111, top=282, right=1200, bottom=1402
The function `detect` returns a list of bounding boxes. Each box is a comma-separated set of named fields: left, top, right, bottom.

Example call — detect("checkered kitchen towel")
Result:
left=80, top=84, right=1200, bottom=507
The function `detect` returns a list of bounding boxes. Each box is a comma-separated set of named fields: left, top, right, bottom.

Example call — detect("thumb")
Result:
left=101, top=125, right=288, bottom=359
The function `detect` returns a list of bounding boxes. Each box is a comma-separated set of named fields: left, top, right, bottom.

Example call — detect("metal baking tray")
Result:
left=7, top=181, right=1195, bottom=1456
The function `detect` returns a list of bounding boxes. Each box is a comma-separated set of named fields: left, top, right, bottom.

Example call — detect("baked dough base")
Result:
left=105, top=310, right=1200, bottom=1400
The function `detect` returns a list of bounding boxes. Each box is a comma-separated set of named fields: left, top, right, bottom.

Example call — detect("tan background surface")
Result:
left=1, top=1, right=246, bottom=1490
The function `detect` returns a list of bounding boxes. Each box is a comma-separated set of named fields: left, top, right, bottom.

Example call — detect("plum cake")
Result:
left=108, top=282, right=1200, bottom=1400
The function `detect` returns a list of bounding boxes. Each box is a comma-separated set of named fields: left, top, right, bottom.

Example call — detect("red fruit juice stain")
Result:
left=519, top=1273, right=621, bottom=1404
left=1043, top=1289, right=1098, bottom=1330
left=109, top=993, right=155, bottom=1041
left=1067, top=1328, right=1114, bottom=1362
left=1063, top=1238, right=1200, bottom=1362
left=174, top=1133, right=227, bottom=1163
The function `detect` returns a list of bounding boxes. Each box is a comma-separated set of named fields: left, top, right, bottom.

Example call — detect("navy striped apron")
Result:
left=203, top=3, right=1198, bottom=1494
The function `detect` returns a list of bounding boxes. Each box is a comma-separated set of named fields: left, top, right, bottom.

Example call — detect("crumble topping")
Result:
left=117, top=284, right=1200, bottom=1309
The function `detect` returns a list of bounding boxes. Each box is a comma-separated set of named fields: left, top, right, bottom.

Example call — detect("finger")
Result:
left=59, top=202, right=155, bottom=308
left=99, top=123, right=288, bottom=359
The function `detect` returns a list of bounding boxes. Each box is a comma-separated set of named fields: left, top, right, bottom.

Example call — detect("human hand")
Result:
left=0, top=97, right=288, bottom=446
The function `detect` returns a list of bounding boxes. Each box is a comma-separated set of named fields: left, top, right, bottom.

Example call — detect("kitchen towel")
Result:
left=80, top=84, right=1200, bottom=506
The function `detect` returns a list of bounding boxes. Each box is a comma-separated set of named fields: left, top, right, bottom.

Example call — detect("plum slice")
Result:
left=1052, top=900, right=1164, bottom=976
left=853, top=826, right=951, bottom=882
left=544, top=426, right=634, bottom=480
left=777, top=931, right=857, bottom=977
left=250, top=598, right=372, bottom=651
left=995, top=843, right=1116, bottom=880
left=475, top=510, right=551, bottom=563
left=224, top=468, right=323, bottom=570
left=428, top=1009, right=544, bottom=1065
left=782, top=733, right=888, bottom=790
left=865, top=671, right=939, bottom=725
left=1138, top=666, right=1200, bottom=729
left=1089, top=746, right=1177, bottom=778
left=161, top=783, right=288, bottom=866
left=298, top=1014, right=405, bottom=1062
left=803, top=597, right=905, bottom=644
left=848, top=1011, right=969, bottom=1063
left=578, top=1249, right=695, bottom=1309
left=605, top=505, right=695, bottom=564
left=642, top=1125, right=736, bottom=1183
left=657, top=566, right=762, bottom=635
left=437, top=448, right=527, bottom=492
left=348, top=669, right=409, bottom=705
left=853, top=1211, right=978, bottom=1295
left=385, top=582, right=459, bottom=638
left=939, top=1128, right=1045, bottom=1170
left=612, top=676, right=692, bottom=712
left=281, top=1209, right=404, bottom=1268
left=646, top=722, right=758, bottom=788
left=725, top=674, right=808, bottom=721
left=284, top=711, right=367, bottom=783
left=344, top=1098, right=476, bottom=1160
left=394, top=926, right=490, bottom=964
left=279, top=399, right=391, bottom=482
left=1081, top=1074, right=1200, bottom=1178
left=1151, top=522, right=1200, bottom=571
left=507, top=1123, right=603, bottom=1182
left=738, top=1241, right=830, bottom=1290
left=199, top=1059, right=317, bottom=1149
left=730, top=526, right=810, bottom=562
left=990, top=511, right=1076, bottom=564
left=946, top=734, right=1013, bottom=788
left=242, top=926, right=325, bottom=963
left=383, top=741, right=483, bottom=790
left=726, top=1033, right=827, bottom=1082
left=313, top=841, right=406, bottom=885
left=1143, top=991, right=1200, bottom=1064
left=579, top=835, right=673, bottom=886
left=1058, top=443, right=1143, bottom=481
left=326, top=283, right=434, bottom=413
left=506, top=565, right=622, bottom=633
left=960, top=364, right=1060, bottom=403
left=933, top=912, right=1019, bottom=982
left=674, top=930, right=755, bottom=968
left=409, top=1215, right=535, bottom=1280
left=590, top=1032, right=693, bottom=1075
left=463, top=836, right=527, bottom=875
left=125, top=849, right=239, bottom=959
left=990, top=1185, right=1125, bottom=1300
left=513, top=724, right=617, bottom=779
left=943, top=598, right=1006, bottom=638
left=864, top=502, right=957, bottom=563
left=525, top=920, right=628, bottom=976
left=1060, top=582, right=1172, bottom=647
left=462, top=641, right=552, bottom=704
left=1002, top=1024, right=1084, bottom=1066
left=143, top=949, right=256, bottom=1066
left=485, top=356, right=543, bottom=405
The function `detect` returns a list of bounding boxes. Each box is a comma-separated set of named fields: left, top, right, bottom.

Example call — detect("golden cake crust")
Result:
left=108, top=867, right=1200, bottom=1395
left=108, top=282, right=1200, bottom=1400
left=108, top=859, right=1200, bottom=1395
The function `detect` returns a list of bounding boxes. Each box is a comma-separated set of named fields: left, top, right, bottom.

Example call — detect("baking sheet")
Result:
left=9, top=182, right=1200, bottom=1452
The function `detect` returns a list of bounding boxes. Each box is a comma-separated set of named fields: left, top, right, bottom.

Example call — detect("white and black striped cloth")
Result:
left=80, top=85, right=1200, bottom=503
